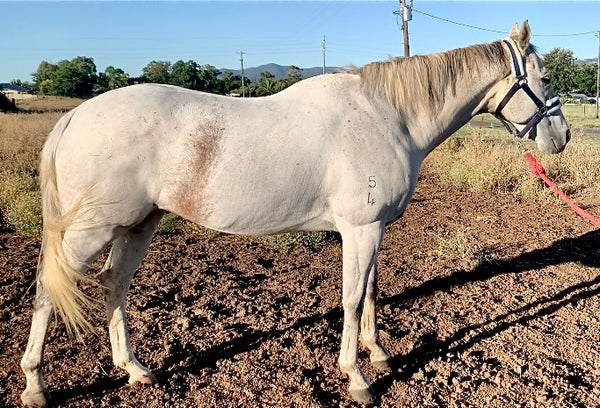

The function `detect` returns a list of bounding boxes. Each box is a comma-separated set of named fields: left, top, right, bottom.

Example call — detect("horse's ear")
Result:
left=517, top=20, right=531, bottom=51
left=509, top=23, right=519, bottom=40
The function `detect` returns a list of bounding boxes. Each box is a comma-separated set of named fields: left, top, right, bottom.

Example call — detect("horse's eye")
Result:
left=541, top=76, right=551, bottom=85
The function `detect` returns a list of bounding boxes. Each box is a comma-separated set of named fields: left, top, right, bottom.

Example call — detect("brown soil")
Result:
left=2, top=174, right=600, bottom=408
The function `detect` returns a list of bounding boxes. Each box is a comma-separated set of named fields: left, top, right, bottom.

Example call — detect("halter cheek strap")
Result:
left=494, top=39, right=562, bottom=139
left=504, top=38, right=526, bottom=80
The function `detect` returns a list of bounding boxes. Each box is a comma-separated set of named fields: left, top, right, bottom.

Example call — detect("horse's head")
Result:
left=493, top=21, right=571, bottom=153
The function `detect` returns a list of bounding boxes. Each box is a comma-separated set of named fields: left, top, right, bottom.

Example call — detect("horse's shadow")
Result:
left=48, top=229, right=600, bottom=405
left=374, top=227, right=600, bottom=396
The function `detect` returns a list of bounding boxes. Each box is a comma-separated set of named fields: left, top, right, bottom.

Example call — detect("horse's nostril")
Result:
left=566, top=129, right=571, bottom=143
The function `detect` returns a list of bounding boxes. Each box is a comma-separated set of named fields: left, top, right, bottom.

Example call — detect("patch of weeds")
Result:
left=0, top=171, right=42, bottom=236
left=157, top=212, right=181, bottom=234
left=263, top=231, right=334, bottom=252
left=431, top=228, right=477, bottom=261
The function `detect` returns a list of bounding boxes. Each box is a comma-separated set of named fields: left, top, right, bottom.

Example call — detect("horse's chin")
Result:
left=536, top=136, right=566, bottom=154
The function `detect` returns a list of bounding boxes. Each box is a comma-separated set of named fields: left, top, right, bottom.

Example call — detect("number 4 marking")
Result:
left=367, top=191, right=375, bottom=206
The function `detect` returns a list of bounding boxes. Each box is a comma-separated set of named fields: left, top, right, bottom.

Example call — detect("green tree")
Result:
left=218, top=71, right=248, bottom=95
left=32, top=61, right=57, bottom=94
left=284, top=65, right=302, bottom=87
left=171, top=60, right=200, bottom=89
left=98, top=66, right=129, bottom=92
left=197, top=64, right=221, bottom=93
left=70, top=56, right=97, bottom=96
left=573, top=63, right=598, bottom=96
left=542, top=48, right=576, bottom=94
left=142, top=60, right=171, bottom=84
left=33, top=57, right=97, bottom=97
left=50, top=60, right=82, bottom=97
left=255, top=71, right=279, bottom=96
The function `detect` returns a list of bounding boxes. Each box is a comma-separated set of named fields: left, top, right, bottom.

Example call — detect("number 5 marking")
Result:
left=368, top=176, right=376, bottom=188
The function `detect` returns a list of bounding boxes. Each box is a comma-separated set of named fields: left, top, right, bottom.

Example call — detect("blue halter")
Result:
left=494, top=39, right=561, bottom=139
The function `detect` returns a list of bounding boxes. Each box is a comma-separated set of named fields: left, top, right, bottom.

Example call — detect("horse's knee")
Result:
left=20, top=355, right=39, bottom=374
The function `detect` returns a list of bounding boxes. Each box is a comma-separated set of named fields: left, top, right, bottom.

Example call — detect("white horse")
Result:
left=21, top=22, right=569, bottom=406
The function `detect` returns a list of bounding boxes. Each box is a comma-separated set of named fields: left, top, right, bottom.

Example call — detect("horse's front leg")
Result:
left=338, top=221, right=384, bottom=404
left=360, top=264, right=393, bottom=372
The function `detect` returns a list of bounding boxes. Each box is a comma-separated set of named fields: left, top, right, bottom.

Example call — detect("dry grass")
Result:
left=0, top=112, right=62, bottom=235
left=15, top=96, right=85, bottom=112
left=0, top=112, right=62, bottom=173
left=424, top=128, right=600, bottom=201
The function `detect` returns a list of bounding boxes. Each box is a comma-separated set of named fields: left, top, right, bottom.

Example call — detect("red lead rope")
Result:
left=523, top=152, right=600, bottom=228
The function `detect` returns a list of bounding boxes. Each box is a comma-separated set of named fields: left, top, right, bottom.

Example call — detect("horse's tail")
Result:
left=38, top=109, right=97, bottom=338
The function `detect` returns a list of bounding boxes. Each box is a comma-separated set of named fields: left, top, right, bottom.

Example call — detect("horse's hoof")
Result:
left=21, top=388, right=50, bottom=408
left=372, top=358, right=394, bottom=373
left=129, top=372, right=157, bottom=386
left=349, top=386, right=375, bottom=405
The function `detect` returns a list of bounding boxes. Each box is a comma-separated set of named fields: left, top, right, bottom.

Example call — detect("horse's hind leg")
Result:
left=360, top=264, right=393, bottom=372
left=21, top=225, right=119, bottom=408
left=100, top=210, right=162, bottom=385
left=20, top=280, right=53, bottom=407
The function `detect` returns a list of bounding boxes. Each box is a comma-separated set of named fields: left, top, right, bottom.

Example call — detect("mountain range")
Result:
left=220, top=63, right=345, bottom=81
left=575, top=58, right=597, bottom=66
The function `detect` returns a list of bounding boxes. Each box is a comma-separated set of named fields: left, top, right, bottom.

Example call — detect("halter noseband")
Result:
left=494, top=39, right=561, bottom=139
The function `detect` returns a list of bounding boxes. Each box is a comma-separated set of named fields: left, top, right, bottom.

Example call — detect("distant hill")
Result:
left=575, top=58, right=596, bottom=66
left=220, top=63, right=344, bottom=81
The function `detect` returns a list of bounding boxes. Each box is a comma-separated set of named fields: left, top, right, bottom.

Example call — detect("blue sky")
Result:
left=1, top=1, right=599, bottom=82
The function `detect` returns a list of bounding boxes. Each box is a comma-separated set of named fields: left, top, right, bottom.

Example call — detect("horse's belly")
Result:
left=169, top=187, right=331, bottom=235
left=159, top=156, right=332, bottom=235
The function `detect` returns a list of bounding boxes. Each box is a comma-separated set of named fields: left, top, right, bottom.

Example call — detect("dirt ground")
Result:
left=2, top=173, right=600, bottom=408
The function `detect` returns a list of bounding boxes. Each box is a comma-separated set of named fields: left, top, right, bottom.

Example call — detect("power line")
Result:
left=412, top=8, right=505, bottom=34
left=412, top=8, right=598, bottom=37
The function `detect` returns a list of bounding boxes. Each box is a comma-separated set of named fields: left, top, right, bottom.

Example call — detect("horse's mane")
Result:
left=358, top=41, right=509, bottom=116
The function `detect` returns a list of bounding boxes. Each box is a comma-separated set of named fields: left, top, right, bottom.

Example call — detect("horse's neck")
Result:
left=405, top=60, right=507, bottom=155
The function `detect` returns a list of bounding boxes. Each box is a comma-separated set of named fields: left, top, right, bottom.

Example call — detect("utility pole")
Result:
left=239, top=51, right=245, bottom=97
left=400, top=0, right=412, bottom=57
left=322, top=36, right=326, bottom=74
left=596, top=30, right=599, bottom=119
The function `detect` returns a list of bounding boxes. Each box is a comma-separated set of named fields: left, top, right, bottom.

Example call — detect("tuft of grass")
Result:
left=431, top=228, right=477, bottom=261
left=424, top=127, right=600, bottom=201
left=157, top=212, right=180, bottom=234
left=262, top=231, right=333, bottom=252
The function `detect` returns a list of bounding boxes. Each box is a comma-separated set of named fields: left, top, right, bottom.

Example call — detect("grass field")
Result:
left=562, top=104, right=600, bottom=128
left=0, top=97, right=599, bottom=236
